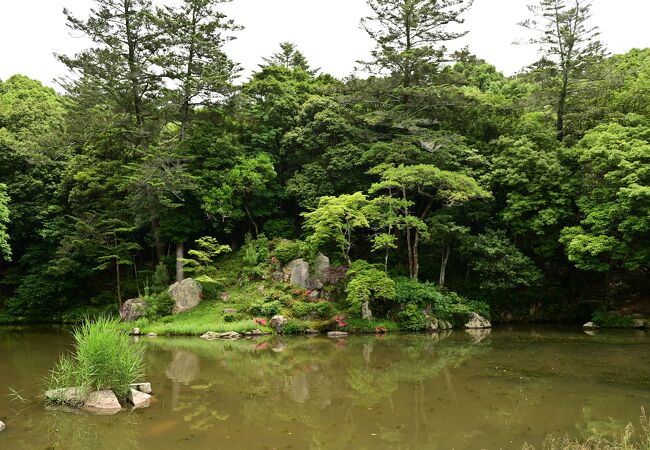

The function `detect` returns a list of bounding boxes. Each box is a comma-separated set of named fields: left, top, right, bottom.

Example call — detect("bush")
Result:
left=290, top=301, right=335, bottom=319
left=345, top=260, right=395, bottom=316
left=46, top=317, right=144, bottom=401
left=145, top=292, right=175, bottom=320
left=260, top=300, right=282, bottom=318
left=194, top=274, right=223, bottom=300
left=592, top=311, right=634, bottom=328
left=263, top=218, right=294, bottom=239
left=282, top=320, right=307, bottom=335
left=397, top=304, right=429, bottom=331
left=273, top=240, right=304, bottom=264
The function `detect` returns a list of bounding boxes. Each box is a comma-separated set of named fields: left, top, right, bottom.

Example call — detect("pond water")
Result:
left=0, top=326, right=649, bottom=449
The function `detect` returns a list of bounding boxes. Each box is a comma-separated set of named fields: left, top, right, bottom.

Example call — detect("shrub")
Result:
left=145, top=292, right=175, bottom=320
left=263, top=218, right=294, bottom=239
left=151, top=262, right=169, bottom=293
left=260, top=300, right=282, bottom=318
left=397, top=303, right=429, bottom=331
left=290, top=301, right=335, bottom=319
left=273, top=240, right=304, bottom=264
left=46, top=317, right=144, bottom=401
left=592, top=311, right=634, bottom=328
left=194, top=274, right=223, bottom=300
left=345, top=260, right=395, bottom=316
left=283, top=320, right=307, bottom=335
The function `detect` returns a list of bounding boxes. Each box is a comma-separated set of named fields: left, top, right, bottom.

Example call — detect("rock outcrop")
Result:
left=119, top=298, right=149, bottom=322
left=286, top=259, right=310, bottom=289
left=464, top=312, right=491, bottom=329
left=270, top=315, right=288, bottom=333
left=168, top=278, right=203, bottom=314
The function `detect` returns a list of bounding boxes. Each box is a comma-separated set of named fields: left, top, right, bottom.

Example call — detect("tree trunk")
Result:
left=152, top=218, right=165, bottom=262
left=176, top=242, right=184, bottom=283
left=439, top=242, right=450, bottom=288
left=116, top=258, right=122, bottom=308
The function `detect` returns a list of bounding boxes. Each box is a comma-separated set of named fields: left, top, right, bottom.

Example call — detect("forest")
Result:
left=0, top=0, right=648, bottom=326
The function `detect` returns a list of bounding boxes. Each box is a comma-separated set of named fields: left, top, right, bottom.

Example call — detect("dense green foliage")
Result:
left=1, top=0, right=649, bottom=324
left=47, top=317, right=144, bottom=400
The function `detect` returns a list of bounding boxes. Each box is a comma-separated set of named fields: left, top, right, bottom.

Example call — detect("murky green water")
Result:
left=0, top=327, right=648, bottom=449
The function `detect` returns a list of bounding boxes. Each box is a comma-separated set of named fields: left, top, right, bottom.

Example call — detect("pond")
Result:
left=0, top=326, right=649, bottom=449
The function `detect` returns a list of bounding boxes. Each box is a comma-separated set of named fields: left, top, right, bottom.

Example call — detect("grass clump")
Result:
left=47, top=316, right=144, bottom=401
left=523, top=410, right=650, bottom=450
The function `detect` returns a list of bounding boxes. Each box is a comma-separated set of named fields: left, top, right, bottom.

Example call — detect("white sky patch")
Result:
left=1, top=0, right=648, bottom=87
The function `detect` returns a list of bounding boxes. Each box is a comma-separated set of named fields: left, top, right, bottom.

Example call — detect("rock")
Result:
left=221, top=292, right=230, bottom=302
left=146, top=332, right=158, bottom=338
left=0, top=421, right=4, bottom=432
left=129, top=388, right=151, bottom=409
left=427, top=319, right=438, bottom=332
left=119, top=298, right=149, bottom=322
left=168, top=278, right=203, bottom=314
left=583, top=330, right=598, bottom=336
left=130, top=327, right=141, bottom=336
left=83, top=390, right=122, bottom=415
left=286, top=258, right=310, bottom=289
left=464, top=312, right=491, bottom=329
left=271, top=271, right=284, bottom=282
left=327, top=331, right=348, bottom=338
left=257, top=285, right=265, bottom=295
left=361, top=301, right=373, bottom=320
left=130, top=382, right=152, bottom=394
left=223, top=308, right=238, bottom=314
left=249, top=329, right=266, bottom=336
left=311, top=253, right=330, bottom=289
left=632, top=318, right=647, bottom=329
left=270, top=315, right=288, bottom=333
left=308, top=290, right=320, bottom=302
left=583, top=321, right=599, bottom=330
left=45, top=387, right=86, bottom=406
left=435, top=319, right=453, bottom=330
left=306, top=328, right=320, bottom=334
left=200, top=331, right=240, bottom=340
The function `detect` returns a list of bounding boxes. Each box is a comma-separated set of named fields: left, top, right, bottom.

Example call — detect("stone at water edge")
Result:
left=464, top=312, right=491, bottom=329
left=201, top=331, right=240, bottom=340
left=583, top=321, right=599, bottom=330
left=270, top=315, right=288, bottom=333
left=130, top=382, right=152, bottom=394
left=120, top=298, right=149, bottom=322
left=306, top=328, right=320, bottom=334
left=129, top=388, right=151, bottom=409
left=146, top=332, right=158, bottom=338
left=327, top=331, right=348, bottom=338
left=632, top=319, right=647, bottom=329
left=83, top=390, right=122, bottom=415
left=0, top=421, right=4, bottom=432
left=130, top=327, right=141, bottom=336
left=45, top=387, right=86, bottom=406
left=168, top=278, right=203, bottom=314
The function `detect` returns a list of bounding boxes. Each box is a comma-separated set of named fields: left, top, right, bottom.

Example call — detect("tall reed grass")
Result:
left=47, top=316, right=144, bottom=400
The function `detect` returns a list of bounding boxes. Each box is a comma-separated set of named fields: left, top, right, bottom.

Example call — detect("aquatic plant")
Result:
left=46, top=316, right=145, bottom=401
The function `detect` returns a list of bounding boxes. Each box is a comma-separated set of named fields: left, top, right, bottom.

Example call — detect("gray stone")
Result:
left=308, top=290, right=320, bottom=302
left=311, top=253, right=330, bottom=289
left=129, top=388, right=151, bottom=409
left=271, top=271, right=284, bottom=282
left=361, top=301, right=373, bottom=320
left=464, top=312, right=491, bottom=329
left=45, top=387, right=86, bottom=406
left=0, top=421, right=4, bottom=432
left=223, top=308, right=238, bottom=314
left=286, top=258, right=310, bottom=289
left=632, top=318, right=647, bottom=329
left=130, top=327, right=141, bottom=336
left=436, top=319, right=453, bottom=330
left=129, top=382, right=152, bottom=394
left=306, top=328, right=320, bottom=334
left=83, top=390, right=122, bottom=415
left=270, top=315, right=288, bottom=333
left=200, top=331, right=240, bottom=340
left=119, top=298, right=149, bottom=322
left=221, top=292, right=230, bottom=302
left=583, top=321, right=599, bottom=330
left=168, top=278, right=203, bottom=314
left=327, top=331, right=348, bottom=338
left=146, top=332, right=158, bottom=337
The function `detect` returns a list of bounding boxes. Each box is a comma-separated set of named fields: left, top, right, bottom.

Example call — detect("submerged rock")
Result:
left=45, top=387, right=86, bottom=406
left=129, top=388, right=151, bottom=409
left=83, top=390, right=122, bottom=415
left=201, top=331, right=240, bottom=340
left=270, top=315, right=288, bottom=333
left=466, top=328, right=491, bottom=343
left=168, top=278, right=203, bottom=314
left=327, top=331, right=348, bottom=338
left=464, top=312, right=491, bottom=329
left=583, top=321, right=599, bottom=330
left=120, top=298, right=149, bottom=322
left=130, top=382, right=152, bottom=394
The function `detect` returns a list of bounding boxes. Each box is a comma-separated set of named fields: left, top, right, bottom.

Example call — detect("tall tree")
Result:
left=262, top=42, right=315, bottom=73
left=0, top=184, right=11, bottom=262
left=361, top=0, right=473, bottom=88
left=519, top=0, right=606, bottom=142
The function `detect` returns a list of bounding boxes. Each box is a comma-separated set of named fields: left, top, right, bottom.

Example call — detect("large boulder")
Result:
left=286, top=259, right=310, bottom=289
left=83, top=390, right=122, bottom=415
left=270, top=315, right=288, bottom=333
left=464, top=312, right=491, bottom=329
left=311, top=253, right=330, bottom=289
left=168, top=278, right=203, bottom=314
left=120, top=298, right=149, bottom=322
